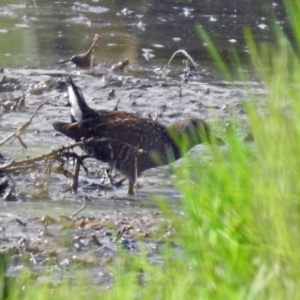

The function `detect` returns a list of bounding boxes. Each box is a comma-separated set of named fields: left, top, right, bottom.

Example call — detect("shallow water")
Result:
left=0, top=0, right=289, bottom=73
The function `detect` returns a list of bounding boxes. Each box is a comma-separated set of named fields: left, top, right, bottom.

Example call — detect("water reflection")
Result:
left=0, top=0, right=289, bottom=72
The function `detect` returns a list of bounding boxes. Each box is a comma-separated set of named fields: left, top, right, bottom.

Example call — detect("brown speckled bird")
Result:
left=53, top=77, right=221, bottom=194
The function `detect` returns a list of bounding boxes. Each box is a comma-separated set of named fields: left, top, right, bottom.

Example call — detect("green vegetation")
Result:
left=2, top=1, right=300, bottom=299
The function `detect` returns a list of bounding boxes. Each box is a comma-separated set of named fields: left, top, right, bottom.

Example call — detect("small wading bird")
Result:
left=53, top=77, right=222, bottom=195
left=54, top=34, right=99, bottom=69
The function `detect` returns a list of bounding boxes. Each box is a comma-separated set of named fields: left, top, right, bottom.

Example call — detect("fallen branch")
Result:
left=0, top=150, right=56, bottom=171
left=0, top=142, right=86, bottom=172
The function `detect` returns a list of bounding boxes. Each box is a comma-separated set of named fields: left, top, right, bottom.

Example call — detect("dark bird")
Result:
left=53, top=77, right=222, bottom=194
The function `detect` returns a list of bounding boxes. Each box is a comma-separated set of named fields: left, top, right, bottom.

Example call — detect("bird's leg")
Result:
left=135, top=182, right=139, bottom=197
left=71, top=154, right=88, bottom=193
left=128, top=181, right=135, bottom=195
left=126, top=149, right=144, bottom=196
left=127, top=152, right=139, bottom=196
left=71, top=158, right=80, bottom=193
left=134, top=153, right=138, bottom=196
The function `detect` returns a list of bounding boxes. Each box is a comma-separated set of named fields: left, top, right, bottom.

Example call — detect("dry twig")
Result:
left=0, top=100, right=49, bottom=148
left=71, top=205, right=86, bottom=219
left=0, top=141, right=85, bottom=172
left=163, top=49, right=200, bottom=70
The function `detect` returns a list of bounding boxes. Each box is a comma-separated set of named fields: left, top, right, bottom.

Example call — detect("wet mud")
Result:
left=0, top=64, right=266, bottom=284
left=0, top=202, right=174, bottom=287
